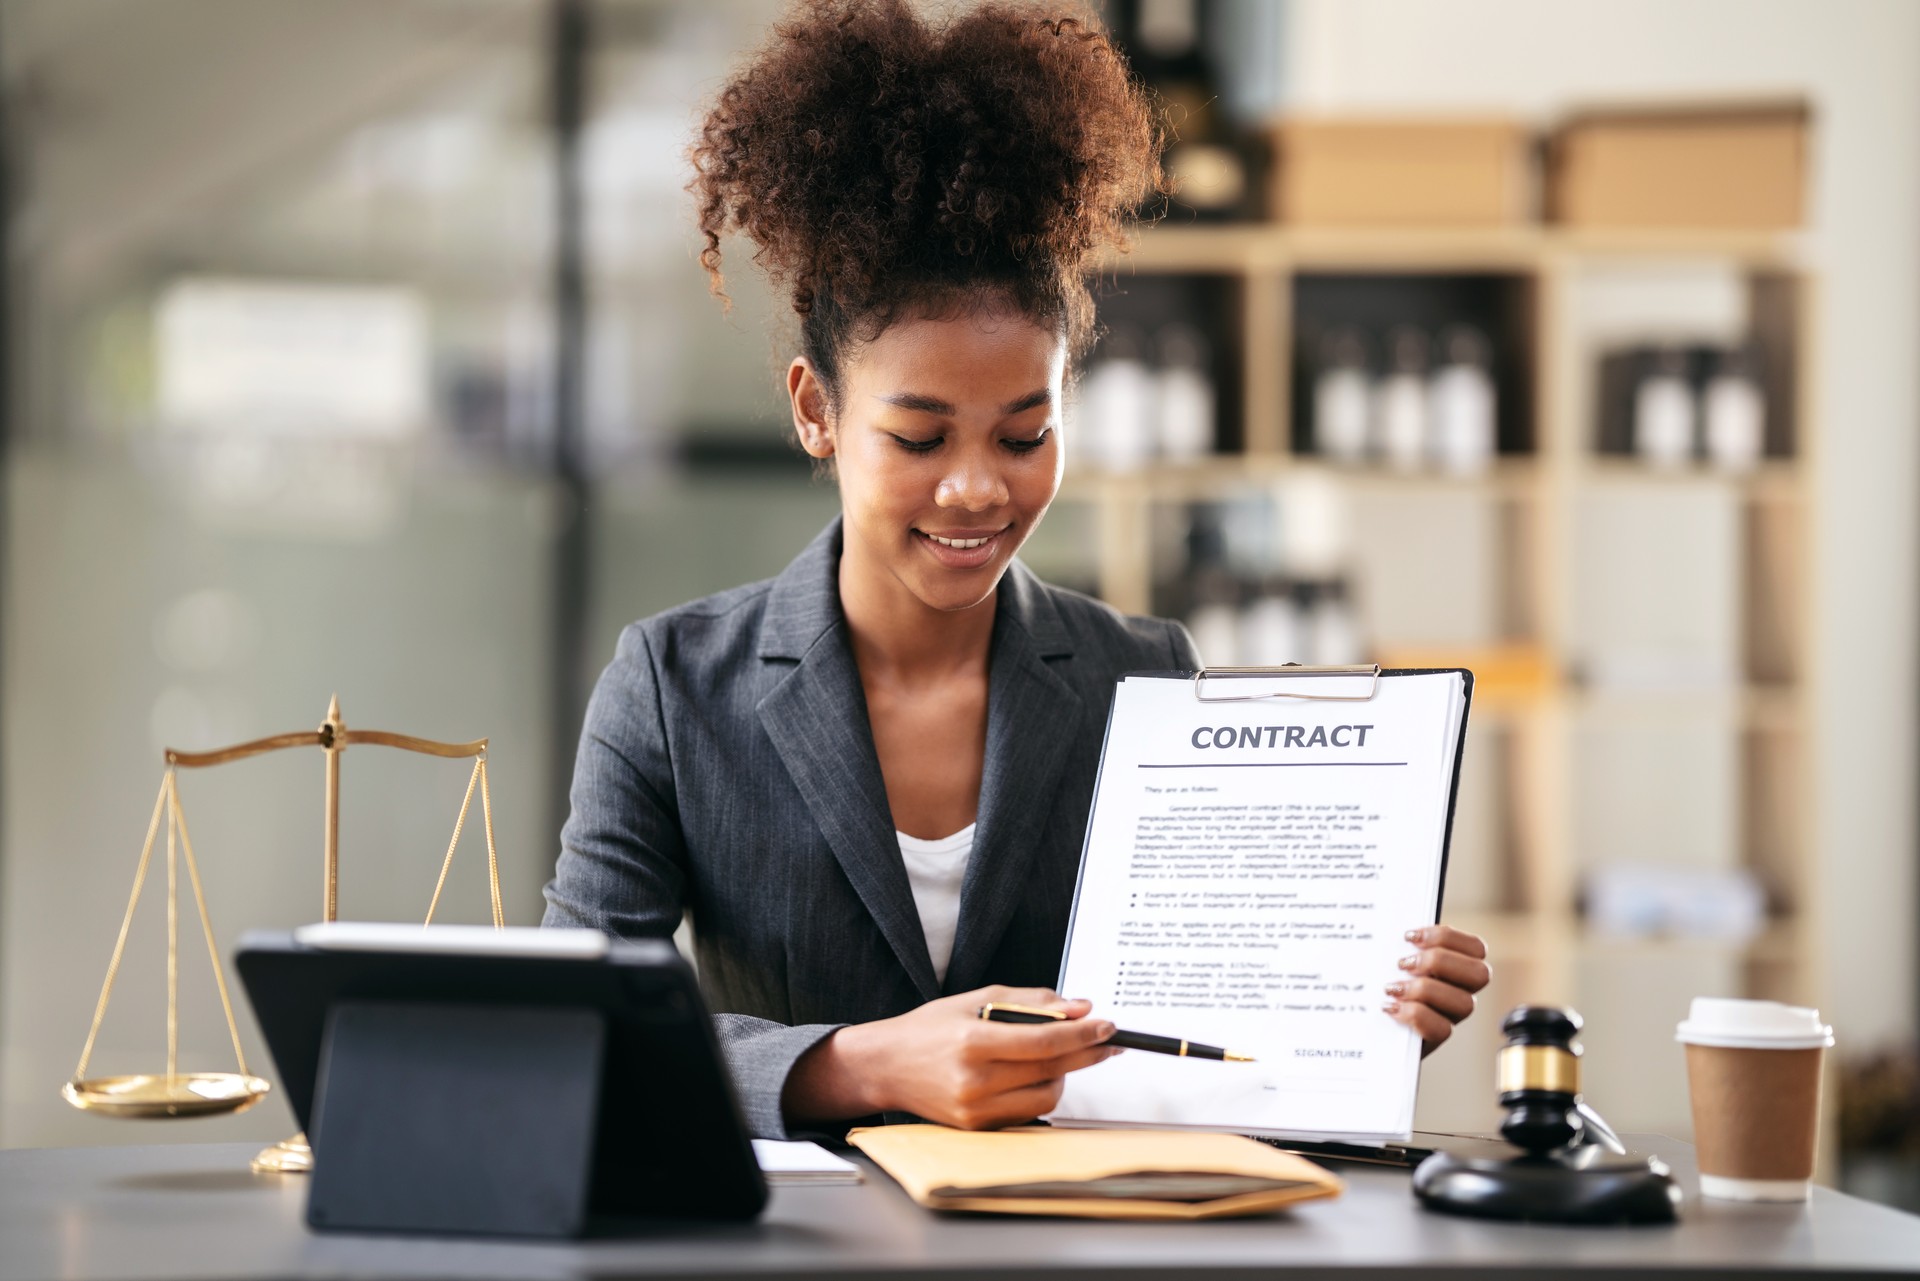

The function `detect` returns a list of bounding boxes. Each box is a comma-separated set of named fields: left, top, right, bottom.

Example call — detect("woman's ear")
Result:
left=788, top=358, right=835, bottom=459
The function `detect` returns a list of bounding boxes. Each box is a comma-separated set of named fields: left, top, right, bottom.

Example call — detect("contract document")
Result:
left=1049, top=668, right=1472, bottom=1144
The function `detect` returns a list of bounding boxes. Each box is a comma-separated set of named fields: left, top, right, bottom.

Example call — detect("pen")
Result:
left=977, top=1002, right=1256, bottom=1062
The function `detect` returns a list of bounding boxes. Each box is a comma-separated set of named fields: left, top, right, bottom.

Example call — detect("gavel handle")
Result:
left=1575, top=1101, right=1627, bottom=1155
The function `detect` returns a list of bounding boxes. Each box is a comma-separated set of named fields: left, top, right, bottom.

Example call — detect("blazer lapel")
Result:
left=942, top=563, right=1083, bottom=994
left=757, top=522, right=941, bottom=1001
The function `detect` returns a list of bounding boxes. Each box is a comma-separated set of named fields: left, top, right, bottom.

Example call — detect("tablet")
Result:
left=235, top=924, right=767, bottom=1227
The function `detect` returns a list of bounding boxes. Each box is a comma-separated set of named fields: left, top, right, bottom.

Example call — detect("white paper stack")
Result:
left=752, top=1139, right=864, bottom=1185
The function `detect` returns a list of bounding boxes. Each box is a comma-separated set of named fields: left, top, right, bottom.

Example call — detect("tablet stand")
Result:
left=306, top=1001, right=607, bottom=1238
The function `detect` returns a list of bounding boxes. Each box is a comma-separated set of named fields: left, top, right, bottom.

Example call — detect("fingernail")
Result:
left=1385, top=981, right=1407, bottom=998
left=1398, top=954, right=1419, bottom=970
left=1095, top=1021, right=1116, bottom=1039
left=1383, top=999, right=1402, bottom=1015
left=1404, top=928, right=1426, bottom=944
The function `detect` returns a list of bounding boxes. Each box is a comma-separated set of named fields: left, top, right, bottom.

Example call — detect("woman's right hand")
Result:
left=783, top=986, right=1120, bottom=1130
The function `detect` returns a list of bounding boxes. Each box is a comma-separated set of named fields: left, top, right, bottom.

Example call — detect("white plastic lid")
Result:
left=1675, top=997, right=1833, bottom=1050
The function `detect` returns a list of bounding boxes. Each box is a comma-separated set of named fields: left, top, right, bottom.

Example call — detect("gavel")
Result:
left=1496, top=1005, right=1587, bottom=1156
left=1412, top=1004, right=1675, bottom=1223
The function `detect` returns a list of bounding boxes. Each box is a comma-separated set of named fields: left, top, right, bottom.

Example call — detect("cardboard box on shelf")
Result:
left=1548, top=101, right=1809, bottom=231
left=1268, top=118, right=1534, bottom=227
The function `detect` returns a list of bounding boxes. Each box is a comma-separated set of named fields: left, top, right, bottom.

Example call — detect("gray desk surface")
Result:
left=2, top=1137, right=1917, bottom=1281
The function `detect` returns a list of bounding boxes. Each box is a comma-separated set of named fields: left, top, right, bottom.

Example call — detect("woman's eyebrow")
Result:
left=877, top=392, right=955, bottom=415
left=875, top=389, right=1053, bottom=417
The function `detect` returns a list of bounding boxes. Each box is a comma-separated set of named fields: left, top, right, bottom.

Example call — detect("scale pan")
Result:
left=62, top=1072, right=271, bottom=1119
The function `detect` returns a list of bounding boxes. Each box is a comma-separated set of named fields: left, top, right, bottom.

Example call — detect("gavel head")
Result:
left=1496, top=1005, right=1585, bottom=1156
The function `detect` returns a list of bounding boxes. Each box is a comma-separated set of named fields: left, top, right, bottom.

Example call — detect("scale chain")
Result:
left=166, top=774, right=178, bottom=1082
left=423, top=758, right=482, bottom=927
left=480, top=758, right=503, bottom=929
left=72, top=772, right=170, bottom=1083
left=71, top=771, right=254, bottom=1087
left=170, top=780, right=252, bottom=1076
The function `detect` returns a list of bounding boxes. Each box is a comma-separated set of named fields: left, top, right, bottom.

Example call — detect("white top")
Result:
left=896, top=823, right=976, bottom=984
left=1676, top=997, right=1833, bottom=1050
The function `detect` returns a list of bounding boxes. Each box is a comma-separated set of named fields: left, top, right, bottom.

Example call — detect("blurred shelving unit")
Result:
left=1070, top=222, right=1817, bottom=1135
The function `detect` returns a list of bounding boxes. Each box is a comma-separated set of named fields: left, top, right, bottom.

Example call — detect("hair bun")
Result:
left=691, top=0, right=1164, bottom=357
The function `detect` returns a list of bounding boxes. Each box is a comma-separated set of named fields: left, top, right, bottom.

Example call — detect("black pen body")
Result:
left=974, top=1004, right=1243, bottom=1061
left=977, top=1006, right=1062, bottom=1025
left=1108, top=1030, right=1229, bottom=1060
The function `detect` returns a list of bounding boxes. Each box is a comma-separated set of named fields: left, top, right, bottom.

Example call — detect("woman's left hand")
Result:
left=1386, top=925, right=1490, bottom=1057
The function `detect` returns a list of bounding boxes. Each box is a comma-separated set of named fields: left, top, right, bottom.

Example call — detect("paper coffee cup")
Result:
left=1676, top=998, right=1832, bottom=1202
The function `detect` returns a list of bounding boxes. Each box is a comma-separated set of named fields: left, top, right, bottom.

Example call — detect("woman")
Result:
left=543, top=0, right=1490, bottom=1139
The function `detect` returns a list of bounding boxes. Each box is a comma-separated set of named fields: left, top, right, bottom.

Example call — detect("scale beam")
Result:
left=164, top=730, right=488, bottom=769
left=344, top=730, right=488, bottom=759
left=165, top=732, right=320, bottom=769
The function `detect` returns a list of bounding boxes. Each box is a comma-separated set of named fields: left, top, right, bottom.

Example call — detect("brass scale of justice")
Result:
left=61, top=697, right=505, bottom=1174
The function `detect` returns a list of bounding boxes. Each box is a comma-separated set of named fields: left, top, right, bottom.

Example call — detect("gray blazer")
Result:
left=542, top=519, right=1198, bottom=1137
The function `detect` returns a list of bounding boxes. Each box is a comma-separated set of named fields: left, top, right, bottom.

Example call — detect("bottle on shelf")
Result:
left=1702, top=345, right=1766, bottom=473
left=1169, top=498, right=1369, bottom=669
left=1218, top=491, right=1277, bottom=582
left=1428, top=324, right=1498, bottom=476
left=1155, top=322, right=1216, bottom=462
left=1186, top=566, right=1243, bottom=667
left=1075, top=326, right=1155, bottom=473
left=1632, top=345, right=1696, bottom=470
left=1174, top=504, right=1234, bottom=665
left=1306, top=578, right=1365, bottom=665
left=1239, top=576, right=1305, bottom=666
left=1375, top=326, right=1431, bottom=472
left=1276, top=469, right=1353, bottom=580
left=1311, top=326, right=1372, bottom=463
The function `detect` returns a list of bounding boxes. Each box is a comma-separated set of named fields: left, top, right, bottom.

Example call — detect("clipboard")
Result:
left=1048, top=662, right=1475, bottom=1143
left=1191, top=662, right=1385, bottom=702
left=1072, top=663, right=1475, bottom=920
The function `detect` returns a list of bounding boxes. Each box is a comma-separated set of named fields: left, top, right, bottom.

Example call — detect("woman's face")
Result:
left=789, top=307, right=1066, bottom=616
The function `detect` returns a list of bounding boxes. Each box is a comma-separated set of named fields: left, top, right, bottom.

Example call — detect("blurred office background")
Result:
left=2, top=0, right=1916, bottom=1207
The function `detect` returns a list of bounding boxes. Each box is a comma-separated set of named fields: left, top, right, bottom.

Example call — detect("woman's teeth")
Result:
left=925, top=532, right=993, bottom=549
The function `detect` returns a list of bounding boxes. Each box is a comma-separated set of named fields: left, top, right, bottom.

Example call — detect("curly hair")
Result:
left=690, top=0, right=1165, bottom=406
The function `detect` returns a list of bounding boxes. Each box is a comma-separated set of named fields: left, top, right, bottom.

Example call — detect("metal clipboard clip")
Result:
left=1191, top=663, right=1383, bottom=704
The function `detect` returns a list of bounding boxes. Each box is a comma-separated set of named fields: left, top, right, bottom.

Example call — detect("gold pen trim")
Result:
left=975, top=1002, right=1066, bottom=1021
left=1225, top=1051, right=1256, bottom=1062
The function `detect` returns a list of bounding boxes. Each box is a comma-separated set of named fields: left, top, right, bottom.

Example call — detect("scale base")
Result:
left=1413, top=1147, right=1681, bottom=1225
left=252, top=1133, right=312, bottom=1175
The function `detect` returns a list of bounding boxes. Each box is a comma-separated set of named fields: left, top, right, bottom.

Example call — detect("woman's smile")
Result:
left=913, top=524, right=1012, bottom=569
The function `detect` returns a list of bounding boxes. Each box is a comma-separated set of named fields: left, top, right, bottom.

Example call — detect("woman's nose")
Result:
left=936, top=452, right=1010, bottom=511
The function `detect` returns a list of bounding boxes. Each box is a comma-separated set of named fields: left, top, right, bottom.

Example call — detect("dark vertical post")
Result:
left=546, top=0, right=591, bottom=871
left=0, top=9, right=12, bottom=952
